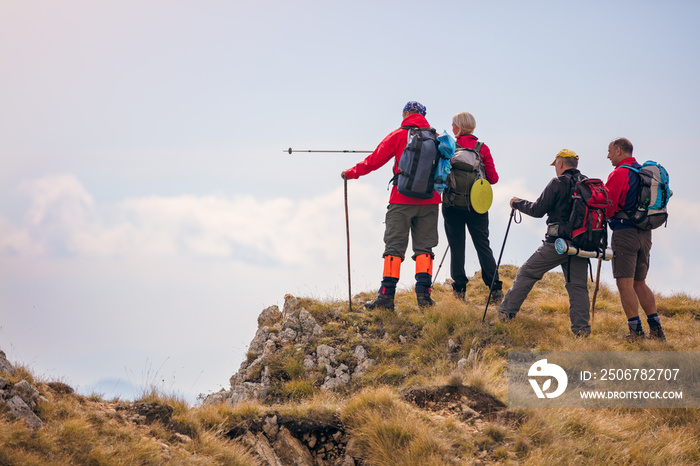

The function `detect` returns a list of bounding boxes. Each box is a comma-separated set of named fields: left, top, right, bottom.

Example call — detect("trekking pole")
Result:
left=482, top=208, right=521, bottom=322
left=590, top=258, right=602, bottom=321
left=433, top=246, right=450, bottom=283
left=286, top=148, right=371, bottom=154
left=344, top=178, right=353, bottom=312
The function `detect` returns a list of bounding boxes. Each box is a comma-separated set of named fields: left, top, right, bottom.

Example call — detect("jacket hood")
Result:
left=401, top=113, right=430, bottom=128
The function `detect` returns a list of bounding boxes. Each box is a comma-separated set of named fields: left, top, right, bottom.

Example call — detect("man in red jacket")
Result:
left=604, top=137, right=665, bottom=341
left=342, top=101, right=440, bottom=310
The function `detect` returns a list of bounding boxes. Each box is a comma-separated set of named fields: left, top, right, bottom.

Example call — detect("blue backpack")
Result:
left=620, top=161, right=672, bottom=230
left=434, top=131, right=456, bottom=194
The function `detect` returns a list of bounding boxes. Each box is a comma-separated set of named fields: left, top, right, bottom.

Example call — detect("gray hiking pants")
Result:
left=499, top=242, right=591, bottom=335
left=383, top=203, right=439, bottom=261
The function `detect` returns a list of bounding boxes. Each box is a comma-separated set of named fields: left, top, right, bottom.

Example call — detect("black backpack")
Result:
left=442, top=142, right=485, bottom=209
left=561, top=173, right=611, bottom=253
left=392, top=126, right=441, bottom=199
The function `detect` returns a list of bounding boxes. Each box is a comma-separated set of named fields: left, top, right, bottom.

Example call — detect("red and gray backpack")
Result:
left=562, top=173, right=612, bottom=253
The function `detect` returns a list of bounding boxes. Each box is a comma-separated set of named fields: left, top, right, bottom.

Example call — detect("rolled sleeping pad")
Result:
left=554, top=238, right=613, bottom=261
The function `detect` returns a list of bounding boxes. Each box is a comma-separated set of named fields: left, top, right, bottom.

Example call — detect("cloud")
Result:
left=2, top=174, right=387, bottom=272
left=3, top=174, right=698, bottom=296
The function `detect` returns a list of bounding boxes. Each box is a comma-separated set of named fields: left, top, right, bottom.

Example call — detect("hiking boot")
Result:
left=490, top=289, right=504, bottom=304
left=648, top=325, right=666, bottom=341
left=573, top=329, right=591, bottom=338
left=451, top=282, right=466, bottom=301
left=624, top=329, right=645, bottom=342
left=364, top=294, right=394, bottom=311
left=416, top=293, right=435, bottom=308
left=498, top=311, right=516, bottom=322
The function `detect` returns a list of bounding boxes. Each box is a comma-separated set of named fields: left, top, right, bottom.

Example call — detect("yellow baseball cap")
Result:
left=550, top=148, right=579, bottom=166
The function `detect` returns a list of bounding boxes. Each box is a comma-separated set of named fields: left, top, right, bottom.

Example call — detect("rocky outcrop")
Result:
left=0, top=349, right=44, bottom=429
left=202, top=295, right=376, bottom=464
left=204, top=295, right=373, bottom=407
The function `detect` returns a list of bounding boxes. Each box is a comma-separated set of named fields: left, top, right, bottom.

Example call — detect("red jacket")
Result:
left=604, top=156, right=642, bottom=230
left=455, top=135, right=499, bottom=184
left=344, top=113, right=441, bottom=205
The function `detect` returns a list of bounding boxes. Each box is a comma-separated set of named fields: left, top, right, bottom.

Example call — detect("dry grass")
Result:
left=340, top=387, right=456, bottom=465
left=0, top=385, right=258, bottom=466
left=518, top=408, right=700, bottom=465
left=2, top=267, right=699, bottom=464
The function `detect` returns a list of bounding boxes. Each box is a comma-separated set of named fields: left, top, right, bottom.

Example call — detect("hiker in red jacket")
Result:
left=604, top=137, right=665, bottom=341
left=342, top=101, right=440, bottom=309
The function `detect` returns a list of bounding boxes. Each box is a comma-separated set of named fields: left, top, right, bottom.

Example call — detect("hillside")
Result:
left=2, top=266, right=700, bottom=465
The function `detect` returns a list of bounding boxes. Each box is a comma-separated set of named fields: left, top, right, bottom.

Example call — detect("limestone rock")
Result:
left=457, top=358, right=468, bottom=372
left=353, top=345, right=367, bottom=362
left=352, top=359, right=373, bottom=380
left=242, top=431, right=284, bottom=466
left=258, top=305, right=283, bottom=328
left=281, top=328, right=298, bottom=343
left=447, top=339, right=459, bottom=352
left=352, top=345, right=374, bottom=380
left=322, top=364, right=351, bottom=391
left=224, top=380, right=269, bottom=406
left=345, top=438, right=363, bottom=460
left=263, top=414, right=279, bottom=439
left=249, top=326, right=277, bottom=358
left=6, top=395, right=43, bottom=429
left=0, top=350, right=15, bottom=376
left=12, top=379, right=40, bottom=410
left=316, top=344, right=340, bottom=372
left=274, top=427, right=314, bottom=466
left=303, top=355, right=315, bottom=370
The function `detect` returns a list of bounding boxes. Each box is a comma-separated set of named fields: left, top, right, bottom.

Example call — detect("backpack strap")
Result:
left=615, top=164, right=643, bottom=222
left=389, top=125, right=420, bottom=185
left=619, top=164, right=640, bottom=173
left=454, top=141, right=485, bottom=177
left=565, top=255, right=592, bottom=284
left=455, top=141, right=483, bottom=156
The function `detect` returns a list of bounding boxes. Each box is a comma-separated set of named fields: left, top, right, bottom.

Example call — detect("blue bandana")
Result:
left=403, top=101, right=426, bottom=116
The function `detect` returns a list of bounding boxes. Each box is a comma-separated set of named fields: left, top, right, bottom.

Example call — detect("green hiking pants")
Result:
left=498, top=242, right=591, bottom=335
left=383, top=203, right=439, bottom=261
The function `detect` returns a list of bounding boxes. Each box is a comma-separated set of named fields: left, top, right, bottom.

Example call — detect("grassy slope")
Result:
left=2, top=266, right=699, bottom=465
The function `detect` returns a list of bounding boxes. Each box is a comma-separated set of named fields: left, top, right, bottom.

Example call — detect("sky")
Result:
left=1, top=0, right=699, bottom=403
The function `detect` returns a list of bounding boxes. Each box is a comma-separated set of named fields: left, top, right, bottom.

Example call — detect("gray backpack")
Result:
left=443, top=142, right=485, bottom=208
left=391, top=126, right=441, bottom=199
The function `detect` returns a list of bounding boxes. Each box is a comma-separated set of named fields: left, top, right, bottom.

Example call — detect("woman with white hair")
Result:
left=442, top=111, right=503, bottom=302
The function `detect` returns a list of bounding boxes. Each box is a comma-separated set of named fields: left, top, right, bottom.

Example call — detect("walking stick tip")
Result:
left=287, top=147, right=292, bottom=154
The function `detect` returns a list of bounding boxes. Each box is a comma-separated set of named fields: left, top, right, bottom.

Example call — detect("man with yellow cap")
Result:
left=497, top=149, right=591, bottom=337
